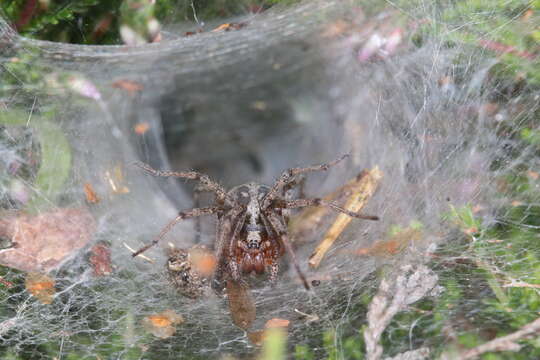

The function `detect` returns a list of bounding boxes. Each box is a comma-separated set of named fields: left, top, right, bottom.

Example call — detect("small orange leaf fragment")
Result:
left=112, top=79, right=143, bottom=95
left=247, top=330, right=265, bottom=346
left=89, top=243, right=112, bottom=277
left=84, top=183, right=100, bottom=204
left=143, top=310, right=184, bottom=339
left=190, top=247, right=217, bottom=277
left=25, top=273, right=55, bottom=304
left=527, top=170, right=539, bottom=180
left=134, top=122, right=150, bottom=135
left=211, top=22, right=247, bottom=32
left=265, top=318, right=290, bottom=329
left=248, top=318, right=290, bottom=345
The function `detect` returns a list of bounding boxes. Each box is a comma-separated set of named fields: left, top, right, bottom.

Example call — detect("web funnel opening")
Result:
left=1, top=0, right=539, bottom=359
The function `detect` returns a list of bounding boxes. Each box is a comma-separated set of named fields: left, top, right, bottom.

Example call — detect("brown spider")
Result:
left=132, top=155, right=378, bottom=290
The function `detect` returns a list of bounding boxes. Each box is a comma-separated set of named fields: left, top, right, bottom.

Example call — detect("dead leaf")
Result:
left=89, top=243, right=112, bottom=276
left=247, top=330, right=265, bottom=346
left=321, top=20, right=350, bottom=38
left=142, top=309, right=184, bottom=339
left=355, top=228, right=421, bottom=257
left=211, top=22, right=247, bottom=32
left=227, top=280, right=256, bottom=330
left=134, top=122, right=150, bottom=135
left=0, top=208, right=96, bottom=273
left=84, top=183, right=100, bottom=204
left=25, top=273, right=55, bottom=304
left=184, top=29, right=202, bottom=36
left=248, top=318, right=290, bottom=345
left=527, top=170, right=539, bottom=180
left=265, top=318, right=290, bottom=329
left=112, top=79, right=144, bottom=95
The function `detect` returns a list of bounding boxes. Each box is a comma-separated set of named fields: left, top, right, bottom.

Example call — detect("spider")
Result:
left=132, top=154, right=378, bottom=290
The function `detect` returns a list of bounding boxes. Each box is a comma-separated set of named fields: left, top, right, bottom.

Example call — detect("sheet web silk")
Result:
left=0, top=1, right=539, bottom=358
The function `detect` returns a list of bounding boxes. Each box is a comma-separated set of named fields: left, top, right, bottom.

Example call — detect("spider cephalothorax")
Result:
left=132, top=155, right=378, bottom=290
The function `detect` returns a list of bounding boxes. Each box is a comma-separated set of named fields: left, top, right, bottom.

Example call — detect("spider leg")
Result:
left=133, top=161, right=233, bottom=205
left=212, top=206, right=243, bottom=291
left=227, top=212, right=247, bottom=283
left=266, top=212, right=310, bottom=290
left=263, top=154, right=349, bottom=209
left=278, top=198, right=379, bottom=220
left=269, top=261, right=279, bottom=286
left=282, top=176, right=306, bottom=221
left=193, top=186, right=210, bottom=244
left=132, top=206, right=219, bottom=257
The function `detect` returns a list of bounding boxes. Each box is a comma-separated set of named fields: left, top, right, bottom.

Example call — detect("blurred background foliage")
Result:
left=0, top=0, right=297, bottom=44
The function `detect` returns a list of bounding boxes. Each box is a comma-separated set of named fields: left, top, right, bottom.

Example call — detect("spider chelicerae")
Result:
left=132, top=154, right=378, bottom=290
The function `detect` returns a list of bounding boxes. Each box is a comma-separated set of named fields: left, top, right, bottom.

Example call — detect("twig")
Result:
left=294, top=308, right=320, bottom=323
left=364, top=265, right=439, bottom=360
left=503, top=280, right=540, bottom=289
left=441, top=317, right=540, bottom=360
left=290, top=168, right=377, bottom=241
left=385, top=347, right=430, bottom=360
left=309, top=167, right=382, bottom=268
left=123, top=242, right=155, bottom=263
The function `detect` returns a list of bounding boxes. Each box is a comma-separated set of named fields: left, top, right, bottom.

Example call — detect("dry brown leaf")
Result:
left=211, top=22, right=247, bottom=32
left=0, top=208, right=96, bottom=273
left=84, top=183, right=100, bottom=204
left=89, top=243, right=112, bottom=277
left=25, top=272, right=55, bottom=304
left=265, top=318, right=290, bottom=329
left=227, top=280, right=256, bottom=330
left=527, top=170, right=539, bottom=180
left=356, top=228, right=421, bottom=257
left=247, top=318, right=290, bottom=346
left=142, top=309, right=184, bottom=339
left=247, top=330, right=265, bottom=346
left=112, top=79, right=143, bottom=95
left=321, top=20, right=350, bottom=38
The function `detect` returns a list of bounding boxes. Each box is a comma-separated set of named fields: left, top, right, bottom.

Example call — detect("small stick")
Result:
left=308, top=167, right=382, bottom=269
left=290, top=168, right=378, bottom=241
left=443, top=316, right=540, bottom=360
left=123, top=242, right=155, bottom=263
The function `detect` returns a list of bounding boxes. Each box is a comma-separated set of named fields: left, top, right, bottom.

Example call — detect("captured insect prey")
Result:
left=132, top=154, right=379, bottom=290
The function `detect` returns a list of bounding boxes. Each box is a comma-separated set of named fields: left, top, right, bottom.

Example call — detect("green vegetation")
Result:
left=0, top=0, right=299, bottom=44
left=0, top=0, right=539, bottom=359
